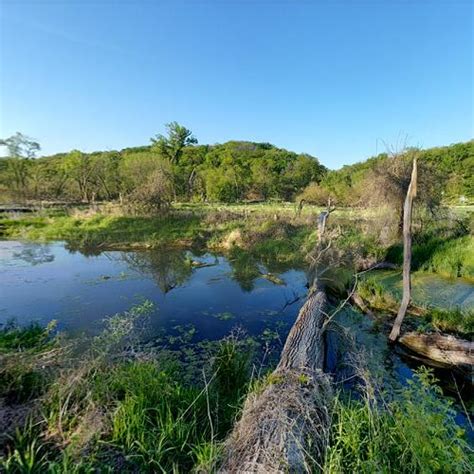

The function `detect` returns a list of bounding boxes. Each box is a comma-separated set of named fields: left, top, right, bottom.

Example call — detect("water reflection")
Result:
left=120, top=250, right=196, bottom=293
left=0, top=241, right=307, bottom=342
left=0, top=241, right=55, bottom=266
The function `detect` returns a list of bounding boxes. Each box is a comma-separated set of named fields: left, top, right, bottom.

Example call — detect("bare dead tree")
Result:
left=295, top=198, right=306, bottom=217
left=389, top=158, right=417, bottom=342
left=317, top=198, right=336, bottom=245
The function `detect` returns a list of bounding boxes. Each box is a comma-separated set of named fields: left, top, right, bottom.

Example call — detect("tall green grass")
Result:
left=325, top=368, right=473, bottom=473
left=0, top=321, right=58, bottom=403
left=0, top=306, right=253, bottom=473
left=427, top=307, right=474, bottom=336
left=387, top=235, right=473, bottom=280
left=422, top=235, right=474, bottom=280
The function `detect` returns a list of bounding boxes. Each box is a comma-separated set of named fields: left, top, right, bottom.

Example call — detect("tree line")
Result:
left=299, top=141, right=474, bottom=207
left=1, top=125, right=472, bottom=209
left=0, top=123, right=326, bottom=207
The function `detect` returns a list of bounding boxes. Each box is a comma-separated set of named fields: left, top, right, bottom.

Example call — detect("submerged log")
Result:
left=399, top=332, right=474, bottom=370
left=219, top=287, right=332, bottom=473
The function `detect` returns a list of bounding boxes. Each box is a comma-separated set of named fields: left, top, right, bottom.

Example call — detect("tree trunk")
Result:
left=389, top=159, right=417, bottom=342
left=399, top=332, right=474, bottom=369
left=219, top=286, right=332, bottom=473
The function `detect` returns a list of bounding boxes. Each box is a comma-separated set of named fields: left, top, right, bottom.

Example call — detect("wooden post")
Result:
left=389, top=158, right=417, bottom=342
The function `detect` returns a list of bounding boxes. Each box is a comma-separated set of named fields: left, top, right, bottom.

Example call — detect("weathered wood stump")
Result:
left=219, top=287, right=333, bottom=473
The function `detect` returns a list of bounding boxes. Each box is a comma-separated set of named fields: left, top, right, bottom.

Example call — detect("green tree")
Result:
left=64, top=150, right=97, bottom=202
left=281, top=154, right=325, bottom=200
left=128, top=158, right=175, bottom=213
left=151, top=122, right=197, bottom=164
left=204, top=167, right=240, bottom=203
left=0, top=132, right=41, bottom=198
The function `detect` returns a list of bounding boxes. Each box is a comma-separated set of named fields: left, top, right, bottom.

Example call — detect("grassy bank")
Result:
left=357, top=276, right=474, bottom=337
left=0, top=304, right=254, bottom=472
left=1, top=309, right=472, bottom=472
left=2, top=204, right=471, bottom=274
left=0, top=204, right=402, bottom=274
left=387, top=235, right=474, bottom=280
left=0, top=208, right=321, bottom=269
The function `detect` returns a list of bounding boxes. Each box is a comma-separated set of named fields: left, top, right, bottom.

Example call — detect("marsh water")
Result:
left=372, top=269, right=474, bottom=310
left=1, top=240, right=472, bottom=432
left=0, top=241, right=308, bottom=345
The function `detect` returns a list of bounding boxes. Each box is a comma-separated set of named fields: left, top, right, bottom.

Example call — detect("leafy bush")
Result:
left=325, top=368, right=473, bottom=473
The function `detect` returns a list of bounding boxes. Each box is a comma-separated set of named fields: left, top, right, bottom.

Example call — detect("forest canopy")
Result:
left=0, top=127, right=472, bottom=206
left=299, top=141, right=474, bottom=206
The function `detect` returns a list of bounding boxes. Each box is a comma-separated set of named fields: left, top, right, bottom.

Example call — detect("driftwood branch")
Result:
left=389, top=158, right=417, bottom=342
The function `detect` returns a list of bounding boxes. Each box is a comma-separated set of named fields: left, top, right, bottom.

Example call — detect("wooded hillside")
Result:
left=1, top=128, right=472, bottom=206
left=302, top=141, right=473, bottom=206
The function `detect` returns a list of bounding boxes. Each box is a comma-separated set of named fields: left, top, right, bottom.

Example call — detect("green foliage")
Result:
left=211, top=335, right=253, bottom=431
left=387, top=235, right=474, bottom=279
left=426, top=307, right=474, bottom=336
left=106, top=361, right=207, bottom=471
left=0, top=310, right=252, bottom=473
left=325, top=368, right=473, bottom=473
left=357, top=277, right=396, bottom=310
left=1, top=422, right=51, bottom=474
left=0, top=127, right=326, bottom=204
left=302, top=141, right=474, bottom=207
left=0, top=321, right=54, bottom=353
left=151, top=121, right=198, bottom=164
left=0, top=321, right=57, bottom=403
left=421, top=235, right=474, bottom=279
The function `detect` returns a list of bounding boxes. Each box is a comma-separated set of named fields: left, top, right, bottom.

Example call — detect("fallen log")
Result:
left=350, top=292, right=375, bottom=318
left=399, top=332, right=474, bottom=369
left=219, top=287, right=333, bottom=473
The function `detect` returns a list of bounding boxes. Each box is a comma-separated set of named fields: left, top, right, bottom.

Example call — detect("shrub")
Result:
left=325, top=368, right=473, bottom=473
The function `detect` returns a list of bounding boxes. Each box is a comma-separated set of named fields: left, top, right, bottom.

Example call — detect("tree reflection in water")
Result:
left=120, top=249, right=197, bottom=293
left=13, top=244, right=55, bottom=265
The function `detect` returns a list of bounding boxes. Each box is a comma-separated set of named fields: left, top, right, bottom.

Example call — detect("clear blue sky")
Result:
left=0, top=0, right=472, bottom=169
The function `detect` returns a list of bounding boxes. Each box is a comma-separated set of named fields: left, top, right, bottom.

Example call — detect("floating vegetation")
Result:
left=213, top=311, right=235, bottom=321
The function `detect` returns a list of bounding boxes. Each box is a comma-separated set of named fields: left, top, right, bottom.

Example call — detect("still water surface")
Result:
left=1, top=240, right=472, bottom=432
left=0, top=241, right=307, bottom=343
